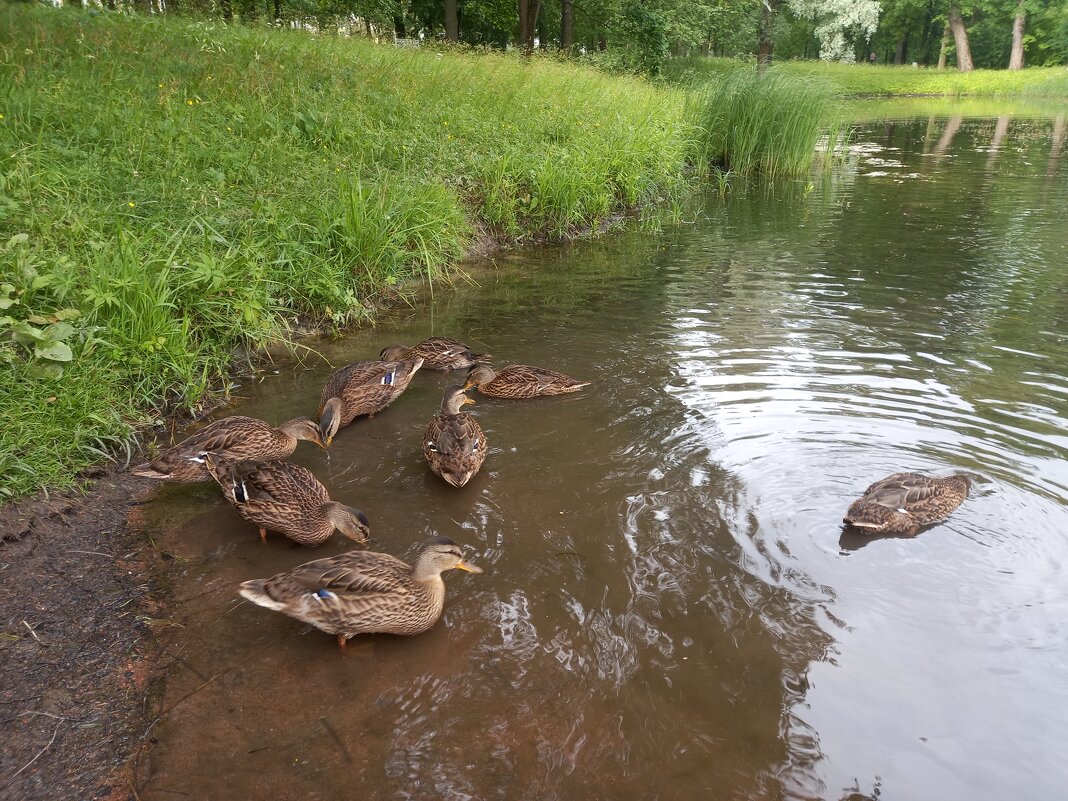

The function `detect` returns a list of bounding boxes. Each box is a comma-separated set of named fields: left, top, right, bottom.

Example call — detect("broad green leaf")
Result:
left=35, top=340, right=73, bottom=362
left=30, top=274, right=54, bottom=290
left=44, top=322, right=76, bottom=341
left=25, top=361, right=64, bottom=380
left=10, top=320, right=48, bottom=342
left=53, top=308, right=81, bottom=321
left=6, top=232, right=29, bottom=248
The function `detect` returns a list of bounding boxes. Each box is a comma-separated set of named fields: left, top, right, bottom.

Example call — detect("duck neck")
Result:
left=442, top=395, right=467, bottom=416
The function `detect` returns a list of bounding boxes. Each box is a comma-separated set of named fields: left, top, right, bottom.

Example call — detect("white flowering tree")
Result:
left=787, top=0, right=882, bottom=62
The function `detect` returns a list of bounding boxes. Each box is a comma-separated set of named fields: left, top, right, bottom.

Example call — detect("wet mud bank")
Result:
left=0, top=469, right=164, bottom=800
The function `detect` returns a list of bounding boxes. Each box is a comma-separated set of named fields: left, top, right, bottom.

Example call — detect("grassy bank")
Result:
left=0, top=5, right=834, bottom=500
left=667, top=56, right=1068, bottom=98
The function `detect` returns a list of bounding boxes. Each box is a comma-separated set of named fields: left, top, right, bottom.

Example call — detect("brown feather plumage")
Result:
left=130, top=415, right=325, bottom=482
left=379, top=337, right=490, bottom=371
left=463, top=364, right=590, bottom=399
left=844, top=472, right=970, bottom=535
left=317, top=358, right=423, bottom=439
left=423, top=387, right=486, bottom=487
left=238, top=537, right=482, bottom=645
left=205, top=457, right=369, bottom=546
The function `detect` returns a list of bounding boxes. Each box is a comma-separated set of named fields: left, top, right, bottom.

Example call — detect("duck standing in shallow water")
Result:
left=238, top=537, right=482, bottom=650
left=316, top=357, right=423, bottom=443
left=423, top=386, right=486, bottom=488
left=131, top=415, right=327, bottom=482
left=379, top=337, right=490, bottom=372
left=463, top=364, right=590, bottom=399
left=204, top=455, right=370, bottom=545
left=844, top=472, right=970, bottom=535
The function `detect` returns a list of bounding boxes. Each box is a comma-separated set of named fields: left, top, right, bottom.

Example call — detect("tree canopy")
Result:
left=73, top=0, right=1068, bottom=71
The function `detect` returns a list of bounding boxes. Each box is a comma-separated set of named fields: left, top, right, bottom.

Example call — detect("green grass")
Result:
left=667, top=56, right=1068, bottom=98
left=0, top=5, right=837, bottom=500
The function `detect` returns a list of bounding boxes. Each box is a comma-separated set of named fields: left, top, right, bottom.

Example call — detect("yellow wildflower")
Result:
left=128, top=201, right=136, bottom=207
left=186, top=99, right=194, bottom=105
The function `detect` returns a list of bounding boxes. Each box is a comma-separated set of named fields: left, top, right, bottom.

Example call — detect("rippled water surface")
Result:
left=139, top=110, right=1068, bottom=801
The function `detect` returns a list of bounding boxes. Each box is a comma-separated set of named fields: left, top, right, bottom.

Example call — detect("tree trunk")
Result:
left=936, top=23, right=949, bottom=70
left=947, top=7, right=973, bottom=72
left=933, top=115, right=963, bottom=155
left=894, top=27, right=910, bottom=64
left=985, top=115, right=1011, bottom=170
left=1008, top=1, right=1025, bottom=70
left=757, top=0, right=775, bottom=72
left=272, top=0, right=279, bottom=22
left=518, top=0, right=540, bottom=51
left=561, top=0, right=573, bottom=50
left=445, top=0, right=459, bottom=42
left=220, top=0, right=233, bottom=21
left=393, top=14, right=405, bottom=38
left=1048, top=114, right=1065, bottom=177
left=537, top=8, right=547, bottom=48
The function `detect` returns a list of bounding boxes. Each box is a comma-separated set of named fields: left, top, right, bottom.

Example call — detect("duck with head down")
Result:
left=238, top=537, right=483, bottom=649
left=379, top=336, right=490, bottom=372
left=131, top=414, right=328, bottom=482
left=317, top=357, right=424, bottom=445
left=204, top=455, right=370, bottom=546
left=423, top=386, right=486, bottom=488
left=463, top=363, right=590, bottom=399
left=844, top=472, right=970, bottom=536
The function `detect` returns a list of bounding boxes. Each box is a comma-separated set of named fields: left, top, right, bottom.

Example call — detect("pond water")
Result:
left=138, top=107, right=1068, bottom=801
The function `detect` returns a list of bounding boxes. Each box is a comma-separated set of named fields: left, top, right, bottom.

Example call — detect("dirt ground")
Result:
left=0, top=467, right=164, bottom=801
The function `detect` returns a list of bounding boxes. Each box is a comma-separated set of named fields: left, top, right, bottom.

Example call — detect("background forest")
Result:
left=67, top=0, right=1068, bottom=73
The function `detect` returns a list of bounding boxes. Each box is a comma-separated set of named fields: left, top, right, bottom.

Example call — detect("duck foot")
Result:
left=259, top=527, right=267, bottom=543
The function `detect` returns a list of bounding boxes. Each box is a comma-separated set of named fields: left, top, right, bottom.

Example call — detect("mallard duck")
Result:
left=463, top=364, right=590, bottom=399
left=423, top=386, right=486, bottom=488
left=379, top=337, right=491, bottom=372
left=204, top=455, right=370, bottom=545
left=238, top=537, right=482, bottom=649
left=131, top=415, right=327, bottom=482
left=317, top=358, right=423, bottom=443
left=844, top=472, right=970, bottom=535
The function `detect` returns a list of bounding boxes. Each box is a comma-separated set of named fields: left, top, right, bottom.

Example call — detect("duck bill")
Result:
left=461, top=380, right=475, bottom=391
left=455, top=560, right=483, bottom=574
left=462, top=396, right=476, bottom=406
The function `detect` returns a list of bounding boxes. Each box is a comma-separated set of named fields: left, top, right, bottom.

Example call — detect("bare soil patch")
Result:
left=0, top=468, right=163, bottom=801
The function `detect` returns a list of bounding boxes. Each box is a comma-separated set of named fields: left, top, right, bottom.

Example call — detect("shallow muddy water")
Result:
left=139, top=109, right=1068, bottom=801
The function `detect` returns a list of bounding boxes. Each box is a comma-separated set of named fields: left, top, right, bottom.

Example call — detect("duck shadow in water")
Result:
left=838, top=523, right=923, bottom=553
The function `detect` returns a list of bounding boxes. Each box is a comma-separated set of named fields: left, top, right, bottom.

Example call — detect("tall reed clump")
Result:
left=687, top=67, right=839, bottom=177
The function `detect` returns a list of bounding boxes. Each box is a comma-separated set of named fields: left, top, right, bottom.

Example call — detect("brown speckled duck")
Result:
left=844, top=472, right=970, bottom=535
left=238, top=537, right=482, bottom=650
left=423, top=386, right=486, bottom=488
left=463, top=364, right=590, bottom=399
left=204, top=455, right=370, bottom=546
left=317, top=357, right=423, bottom=443
left=131, top=415, right=327, bottom=482
left=379, top=337, right=490, bottom=372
